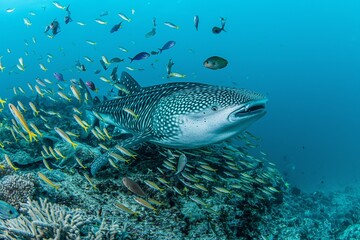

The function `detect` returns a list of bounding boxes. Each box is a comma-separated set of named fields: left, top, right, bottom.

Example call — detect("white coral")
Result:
left=0, top=198, right=86, bottom=240
left=0, top=198, right=128, bottom=240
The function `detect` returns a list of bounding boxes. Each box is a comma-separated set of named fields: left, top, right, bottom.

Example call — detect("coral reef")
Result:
left=10, top=150, right=42, bottom=165
left=0, top=198, right=87, bottom=239
left=2, top=140, right=360, bottom=239
left=340, top=224, right=360, bottom=240
left=1, top=95, right=358, bottom=239
left=0, top=174, right=35, bottom=207
left=0, top=198, right=134, bottom=240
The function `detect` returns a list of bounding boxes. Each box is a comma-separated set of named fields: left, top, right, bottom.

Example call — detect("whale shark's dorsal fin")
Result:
left=79, top=78, right=93, bottom=102
left=118, top=71, right=141, bottom=96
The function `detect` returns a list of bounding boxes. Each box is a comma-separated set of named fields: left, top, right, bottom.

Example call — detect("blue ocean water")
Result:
left=0, top=0, right=359, bottom=194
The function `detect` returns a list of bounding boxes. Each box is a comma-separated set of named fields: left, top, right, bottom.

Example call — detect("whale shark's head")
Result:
left=151, top=85, right=267, bottom=148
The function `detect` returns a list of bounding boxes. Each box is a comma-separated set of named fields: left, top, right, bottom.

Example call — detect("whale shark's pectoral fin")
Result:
left=90, top=129, right=153, bottom=176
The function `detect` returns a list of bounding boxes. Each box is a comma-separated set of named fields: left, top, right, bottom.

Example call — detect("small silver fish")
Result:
left=175, top=154, right=187, bottom=175
left=194, top=15, right=199, bottom=31
left=0, top=200, right=19, bottom=220
left=164, top=21, right=179, bottom=29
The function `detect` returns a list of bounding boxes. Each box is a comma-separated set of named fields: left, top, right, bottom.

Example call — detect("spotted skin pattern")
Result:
left=90, top=72, right=267, bottom=176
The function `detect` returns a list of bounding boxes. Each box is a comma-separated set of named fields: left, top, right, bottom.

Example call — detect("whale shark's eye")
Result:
left=211, top=106, right=218, bottom=111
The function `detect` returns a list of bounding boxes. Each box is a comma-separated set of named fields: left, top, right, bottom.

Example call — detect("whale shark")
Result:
left=90, top=72, right=267, bottom=176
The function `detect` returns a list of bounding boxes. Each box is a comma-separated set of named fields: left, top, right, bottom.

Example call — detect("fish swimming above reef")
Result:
left=0, top=200, right=19, bottom=220
left=75, top=60, right=86, bottom=71
left=110, top=22, right=122, bottom=33
left=212, top=17, right=226, bottom=34
left=194, top=15, right=199, bottom=31
left=53, top=72, right=64, bottom=81
left=145, top=28, right=156, bottom=38
left=44, top=19, right=60, bottom=36
left=128, top=52, right=150, bottom=63
left=64, top=5, right=72, bottom=24
left=110, top=57, right=124, bottom=63
left=90, top=72, right=267, bottom=176
left=159, top=40, right=176, bottom=54
left=203, top=56, right=228, bottom=70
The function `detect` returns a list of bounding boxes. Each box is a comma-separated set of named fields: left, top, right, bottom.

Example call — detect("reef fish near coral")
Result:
left=90, top=71, right=267, bottom=176
left=0, top=200, right=19, bottom=220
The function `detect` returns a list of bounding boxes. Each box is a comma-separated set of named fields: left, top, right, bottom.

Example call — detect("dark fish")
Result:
left=45, top=19, right=60, bottom=36
left=212, top=17, right=226, bottom=34
left=129, top=52, right=150, bottom=63
left=194, top=15, right=199, bottom=31
left=110, top=66, right=118, bottom=81
left=203, top=56, right=228, bottom=70
left=166, top=58, right=174, bottom=75
left=64, top=15, right=72, bottom=24
left=145, top=28, right=156, bottom=38
left=94, top=69, right=101, bottom=74
left=150, top=51, right=159, bottom=55
left=212, top=26, right=222, bottom=34
left=99, top=59, right=108, bottom=70
left=110, top=22, right=122, bottom=33
left=152, top=17, right=156, bottom=27
left=51, top=20, right=60, bottom=35
left=0, top=200, right=19, bottom=220
left=75, top=61, right=86, bottom=71
left=64, top=5, right=72, bottom=24
left=79, top=65, right=86, bottom=71
left=53, top=72, right=64, bottom=81
left=110, top=57, right=124, bottom=63
left=159, top=41, right=176, bottom=54
left=122, top=177, right=146, bottom=197
left=86, top=81, right=97, bottom=91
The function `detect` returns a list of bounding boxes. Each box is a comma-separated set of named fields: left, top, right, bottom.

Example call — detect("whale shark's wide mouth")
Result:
left=229, top=99, right=267, bottom=121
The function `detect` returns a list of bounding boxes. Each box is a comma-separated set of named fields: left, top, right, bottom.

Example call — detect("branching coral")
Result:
left=92, top=218, right=129, bottom=240
left=0, top=198, right=129, bottom=240
left=0, top=198, right=88, bottom=239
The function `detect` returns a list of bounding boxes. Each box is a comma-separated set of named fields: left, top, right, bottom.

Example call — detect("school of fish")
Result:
left=0, top=2, right=284, bottom=227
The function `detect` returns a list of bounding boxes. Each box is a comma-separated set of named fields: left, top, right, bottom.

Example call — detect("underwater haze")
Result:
left=1, top=0, right=358, bottom=192
left=1, top=0, right=360, bottom=239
